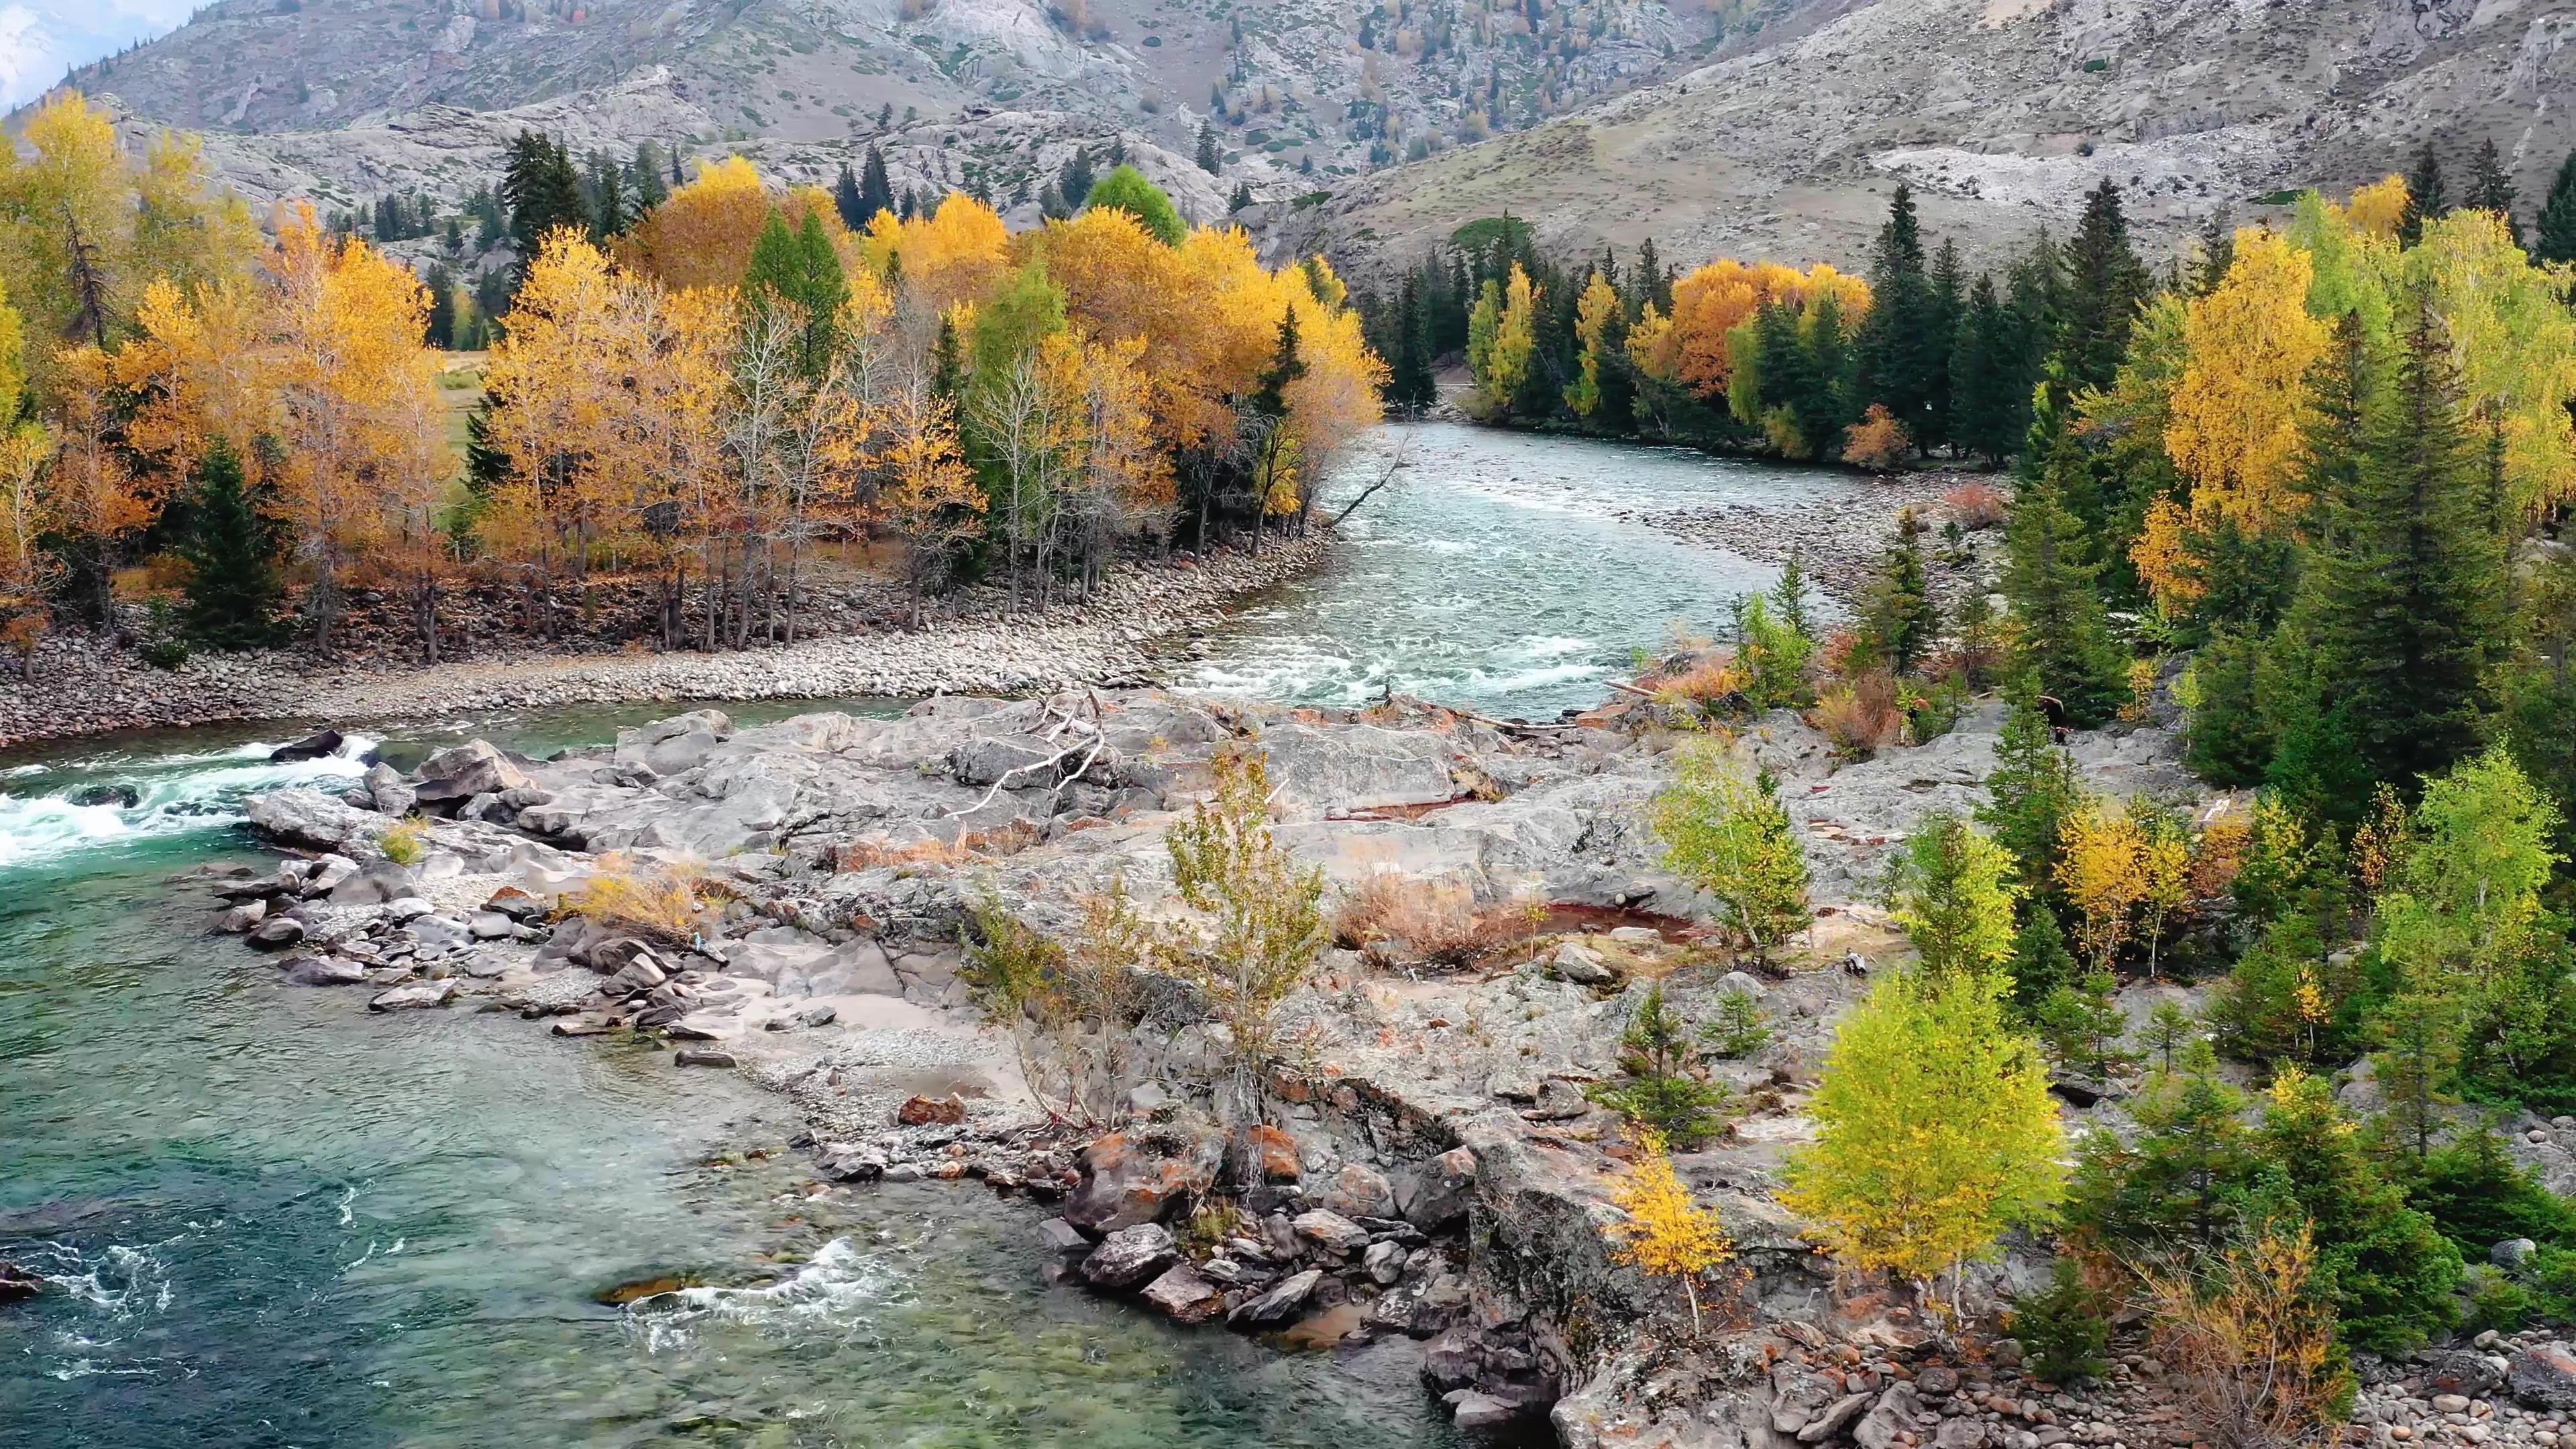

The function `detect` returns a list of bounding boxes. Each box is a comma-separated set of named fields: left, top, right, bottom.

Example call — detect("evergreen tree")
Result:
left=745, top=211, right=851, bottom=377
left=630, top=141, right=668, bottom=212
left=1228, top=180, right=1254, bottom=213
left=1195, top=121, right=1222, bottom=174
left=1925, top=237, right=1964, bottom=448
left=1858, top=507, right=1939, bottom=674
left=2190, top=209, right=2236, bottom=297
left=2466, top=138, right=2521, bottom=247
left=502, top=129, right=584, bottom=266
left=2536, top=151, right=2576, bottom=265
left=422, top=262, right=456, bottom=350
left=833, top=161, right=867, bottom=230
left=1059, top=145, right=1097, bottom=209
left=1854, top=183, right=1941, bottom=451
left=1636, top=236, right=1672, bottom=313
left=464, top=395, right=508, bottom=498
left=859, top=144, right=897, bottom=223
left=1587, top=984, right=1729, bottom=1147
left=174, top=441, right=286, bottom=649
left=1949, top=273, right=2021, bottom=466
left=2002, top=400, right=2127, bottom=724
left=930, top=313, right=967, bottom=402
left=2004, top=904, right=2078, bottom=1014
left=2304, top=296, right=2502, bottom=794
left=2055, top=180, right=2149, bottom=392
left=590, top=162, right=626, bottom=240
left=1389, top=272, right=1437, bottom=409
left=2401, top=140, right=2449, bottom=247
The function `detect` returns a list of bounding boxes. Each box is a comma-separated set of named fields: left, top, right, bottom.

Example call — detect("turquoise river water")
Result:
left=0, top=424, right=1837, bottom=1447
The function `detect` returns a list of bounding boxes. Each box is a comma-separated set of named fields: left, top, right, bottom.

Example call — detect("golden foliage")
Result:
left=1609, top=1128, right=1735, bottom=1332
left=2164, top=229, right=2330, bottom=533
left=615, top=156, right=859, bottom=292
left=1841, top=403, right=1912, bottom=472
left=1635, top=258, right=1871, bottom=396
left=559, top=853, right=716, bottom=941
left=865, top=193, right=1013, bottom=317
left=2144, top=1223, right=2353, bottom=1449
left=2345, top=174, right=2409, bottom=237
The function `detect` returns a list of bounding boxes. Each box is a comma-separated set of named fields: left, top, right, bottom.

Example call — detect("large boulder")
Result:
left=1079, top=1224, right=1179, bottom=1289
left=269, top=728, right=344, bottom=763
left=2510, top=1344, right=2576, bottom=1409
left=1396, top=1146, right=1479, bottom=1230
left=411, top=741, right=533, bottom=809
left=1316, top=1162, right=1396, bottom=1220
left=1063, top=1129, right=1222, bottom=1233
left=1138, top=1263, right=1225, bottom=1323
left=246, top=788, right=389, bottom=852
left=1227, top=1267, right=1323, bottom=1328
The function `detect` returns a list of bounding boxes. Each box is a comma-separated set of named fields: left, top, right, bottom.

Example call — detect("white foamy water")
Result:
left=0, top=735, right=377, bottom=869
left=621, top=1238, right=900, bottom=1352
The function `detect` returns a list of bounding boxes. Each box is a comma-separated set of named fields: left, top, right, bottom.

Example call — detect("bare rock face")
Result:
left=411, top=742, right=533, bottom=810
left=246, top=787, right=390, bottom=853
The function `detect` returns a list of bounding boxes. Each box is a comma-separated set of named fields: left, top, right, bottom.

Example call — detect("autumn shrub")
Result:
left=1944, top=482, right=2006, bottom=530
left=1333, top=873, right=1541, bottom=971
left=1811, top=669, right=1903, bottom=757
left=963, top=881, right=1156, bottom=1123
left=378, top=815, right=427, bottom=867
left=559, top=853, right=714, bottom=942
left=1841, top=403, right=1912, bottom=472
left=1652, top=657, right=1748, bottom=712
left=1165, top=746, right=1328, bottom=1113
left=2145, top=1224, right=2354, bottom=1449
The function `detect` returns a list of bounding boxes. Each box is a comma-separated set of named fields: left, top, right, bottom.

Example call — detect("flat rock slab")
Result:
left=368, top=979, right=458, bottom=1012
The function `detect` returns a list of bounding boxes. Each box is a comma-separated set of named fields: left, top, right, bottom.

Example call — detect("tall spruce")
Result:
left=1195, top=123, right=1222, bottom=174
left=422, top=262, right=456, bottom=350
left=2534, top=150, right=2576, bottom=265
left=2002, top=392, right=2126, bottom=724
left=2055, top=180, right=2149, bottom=392
left=2401, top=141, right=2450, bottom=247
left=1859, top=508, right=1939, bottom=675
left=1949, top=274, right=2022, bottom=465
left=2466, top=139, right=2521, bottom=247
left=1854, top=183, right=1941, bottom=452
left=858, top=145, right=897, bottom=223
left=833, top=162, right=867, bottom=230
left=175, top=441, right=286, bottom=649
left=2304, top=297, right=2502, bottom=793
left=501, top=129, right=584, bottom=266
left=1059, top=146, right=1097, bottom=209
left=1389, top=272, right=1438, bottom=409
left=2190, top=209, right=2236, bottom=297
left=630, top=141, right=668, bottom=211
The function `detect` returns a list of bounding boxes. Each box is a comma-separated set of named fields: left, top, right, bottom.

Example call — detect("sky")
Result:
left=0, top=0, right=196, bottom=110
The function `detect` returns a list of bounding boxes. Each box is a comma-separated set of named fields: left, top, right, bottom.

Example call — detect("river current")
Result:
left=0, top=424, right=1827, bottom=1448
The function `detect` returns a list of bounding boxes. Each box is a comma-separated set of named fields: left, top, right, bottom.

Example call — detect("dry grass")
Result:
left=1332, top=873, right=1545, bottom=971
left=830, top=820, right=1042, bottom=871
left=1810, top=670, right=1904, bottom=756
left=1944, top=482, right=2006, bottom=530
left=558, top=853, right=720, bottom=941
left=1652, top=657, right=1748, bottom=711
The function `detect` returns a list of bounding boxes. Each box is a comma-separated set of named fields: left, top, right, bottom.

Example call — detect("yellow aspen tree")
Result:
left=262, top=205, right=443, bottom=654
left=875, top=368, right=985, bottom=625
left=1564, top=271, right=1619, bottom=417
left=0, top=93, right=131, bottom=362
left=38, top=344, right=158, bottom=625
left=2055, top=799, right=2153, bottom=973
left=0, top=282, right=50, bottom=678
left=2163, top=228, right=2330, bottom=533
left=1607, top=1128, right=1735, bottom=1334
left=1780, top=969, right=2064, bottom=1307
left=2405, top=209, right=2576, bottom=519
left=2345, top=175, right=2410, bottom=238
left=115, top=277, right=278, bottom=483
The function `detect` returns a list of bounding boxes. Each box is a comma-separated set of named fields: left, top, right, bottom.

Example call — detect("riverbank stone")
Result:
left=1081, top=1224, right=1179, bottom=1289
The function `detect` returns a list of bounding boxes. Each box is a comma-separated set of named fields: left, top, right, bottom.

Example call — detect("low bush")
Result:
left=558, top=853, right=714, bottom=941
left=1945, top=482, right=2006, bottom=530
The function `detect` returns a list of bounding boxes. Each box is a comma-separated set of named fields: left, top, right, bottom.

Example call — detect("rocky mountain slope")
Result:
left=60, top=0, right=1709, bottom=223
left=1275, top=0, right=2576, bottom=274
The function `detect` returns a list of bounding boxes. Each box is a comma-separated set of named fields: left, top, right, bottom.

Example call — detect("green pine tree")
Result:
left=175, top=441, right=286, bottom=650
left=1980, top=686, right=2082, bottom=896
left=2002, top=400, right=2126, bottom=724
left=1854, top=182, right=1941, bottom=449
left=2303, top=296, right=2502, bottom=796
left=2401, top=140, right=2450, bottom=247
left=1195, top=122, right=1222, bottom=174
left=1858, top=507, right=1939, bottom=675
left=2536, top=150, right=2576, bottom=264
left=2465, top=138, right=2522, bottom=247
left=2053, top=180, right=2149, bottom=392
left=1948, top=273, right=2021, bottom=465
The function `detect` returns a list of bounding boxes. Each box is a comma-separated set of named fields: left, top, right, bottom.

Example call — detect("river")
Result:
left=0, top=424, right=1829, bottom=1448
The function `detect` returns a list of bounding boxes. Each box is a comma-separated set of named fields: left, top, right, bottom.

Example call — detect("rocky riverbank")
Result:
left=0, top=535, right=1328, bottom=749
left=1626, top=468, right=2007, bottom=612
left=195, top=679, right=2576, bottom=1446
